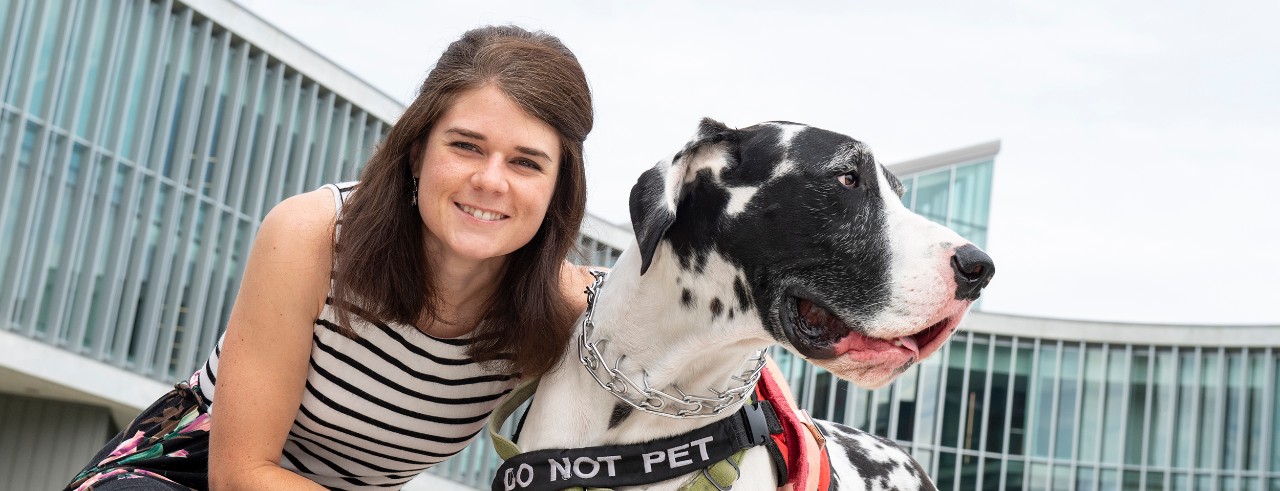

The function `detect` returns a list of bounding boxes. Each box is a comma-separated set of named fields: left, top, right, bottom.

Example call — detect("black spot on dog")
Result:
left=681, top=289, right=695, bottom=308
left=633, top=121, right=897, bottom=357
left=733, top=277, right=751, bottom=312
left=710, top=298, right=723, bottom=318
left=823, top=422, right=926, bottom=490
left=608, top=403, right=633, bottom=429
left=728, top=309, right=734, bottom=320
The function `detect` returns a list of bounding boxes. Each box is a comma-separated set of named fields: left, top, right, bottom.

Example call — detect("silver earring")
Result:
left=411, top=176, right=419, bottom=207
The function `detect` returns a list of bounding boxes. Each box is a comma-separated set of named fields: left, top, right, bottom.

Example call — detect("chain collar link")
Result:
left=578, top=270, right=767, bottom=419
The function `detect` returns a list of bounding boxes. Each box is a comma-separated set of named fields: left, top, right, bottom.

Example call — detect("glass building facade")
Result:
left=4, top=1, right=1278, bottom=490
left=1, top=0, right=388, bottom=381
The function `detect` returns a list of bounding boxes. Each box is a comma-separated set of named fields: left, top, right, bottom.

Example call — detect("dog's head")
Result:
left=629, top=118, right=994, bottom=389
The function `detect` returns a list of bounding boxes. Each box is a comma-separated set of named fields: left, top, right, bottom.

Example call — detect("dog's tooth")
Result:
left=893, top=339, right=904, bottom=347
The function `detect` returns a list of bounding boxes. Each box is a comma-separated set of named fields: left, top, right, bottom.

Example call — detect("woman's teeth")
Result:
left=459, top=204, right=505, bottom=221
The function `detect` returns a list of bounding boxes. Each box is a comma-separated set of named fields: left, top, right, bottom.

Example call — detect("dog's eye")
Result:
left=837, top=172, right=859, bottom=189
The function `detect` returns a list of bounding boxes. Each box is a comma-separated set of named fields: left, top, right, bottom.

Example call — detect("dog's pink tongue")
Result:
left=899, top=335, right=920, bottom=355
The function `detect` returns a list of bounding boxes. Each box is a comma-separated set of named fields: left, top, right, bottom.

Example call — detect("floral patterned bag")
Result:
left=65, top=374, right=212, bottom=490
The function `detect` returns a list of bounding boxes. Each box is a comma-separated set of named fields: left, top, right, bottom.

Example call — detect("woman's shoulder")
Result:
left=253, top=189, right=339, bottom=267
left=262, top=189, right=338, bottom=239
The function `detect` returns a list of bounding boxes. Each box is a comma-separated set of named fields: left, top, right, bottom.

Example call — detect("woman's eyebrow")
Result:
left=515, top=146, right=551, bottom=162
left=444, top=127, right=551, bottom=162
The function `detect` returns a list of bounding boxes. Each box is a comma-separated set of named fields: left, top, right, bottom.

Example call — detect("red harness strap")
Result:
left=755, top=357, right=832, bottom=491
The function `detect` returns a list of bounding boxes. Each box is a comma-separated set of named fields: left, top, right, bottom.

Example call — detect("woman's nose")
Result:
left=471, top=156, right=510, bottom=193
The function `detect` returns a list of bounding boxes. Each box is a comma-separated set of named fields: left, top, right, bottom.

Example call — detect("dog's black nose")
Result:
left=951, top=244, right=995, bottom=300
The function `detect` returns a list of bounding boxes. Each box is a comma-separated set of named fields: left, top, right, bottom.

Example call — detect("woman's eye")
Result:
left=515, top=159, right=543, bottom=172
left=837, top=172, right=859, bottom=188
left=450, top=141, right=480, bottom=152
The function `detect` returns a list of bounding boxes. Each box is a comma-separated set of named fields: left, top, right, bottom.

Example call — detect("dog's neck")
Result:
left=518, top=245, right=774, bottom=453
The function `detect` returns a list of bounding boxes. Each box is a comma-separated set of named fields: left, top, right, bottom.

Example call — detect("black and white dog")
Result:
left=515, top=119, right=994, bottom=490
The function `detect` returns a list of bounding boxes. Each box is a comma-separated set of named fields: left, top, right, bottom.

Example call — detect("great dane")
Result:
left=511, top=119, right=994, bottom=490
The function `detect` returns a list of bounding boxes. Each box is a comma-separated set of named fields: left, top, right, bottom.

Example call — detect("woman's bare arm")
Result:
left=208, top=189, right=336, bottom=491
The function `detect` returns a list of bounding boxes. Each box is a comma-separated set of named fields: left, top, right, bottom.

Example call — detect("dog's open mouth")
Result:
left=784, top=295, right=956, bottom=363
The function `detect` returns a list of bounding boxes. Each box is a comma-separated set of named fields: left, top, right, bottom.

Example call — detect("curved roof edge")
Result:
left=185, top=0, right=405, bottom=123
left=888, top=140, right=1001, bottom=176
left=961, top=311, right=1280, bottom=347
left=580, top=213, right=633, bottom=250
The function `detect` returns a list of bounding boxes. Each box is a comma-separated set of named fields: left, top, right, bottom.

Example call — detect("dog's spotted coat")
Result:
left=517, top=119, right=993, bottom=490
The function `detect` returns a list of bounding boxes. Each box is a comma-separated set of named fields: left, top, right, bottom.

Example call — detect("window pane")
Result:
left=1028, top=462, right=1049, bottom=491
left=1147, top=349, right=1175, bottom=467
left=915, top=349, right=945, bottom=446
left=949, top=160, right=993, bottom=248
left=937, top=451, right=957, bottom=491
left=1079, top=345, right=1105, bottom=461
left=960, top=453, right=979, bottom=491
left=1051, top=464, right=1070, bottom=491
left=1056, top=346, right=1080, bottom=459
left=1174, top=351, right=1197, bottom=467
left=894, top=363, right=919, bottom=441
left=1126, top=350, right=1149, bottom=465
left=1223, top=351, right=1244, bottom=469
left=1005, top=459, right=1025, bottom=491
left=1145, top=471, right=1165, bottom=491
left=1245, top=352, right=1264, bottom=470
left=1098, top=469, right=1118, bottom=491
left=981, top=457, right=1001, bottom=491
left=1273, top=352, right=1280, bottom=472
left=1101, top=348, right=1126, bottom=463
left=1009, top=344, right=1034, bottom=455
left=1075, top=466, right=1094, bottom=491
left=1198, top=351, right=1220, bottom=468
left=28, top=0, right=66, bottom=116
left=913, top=168, right=950, bottom=226
left=966, top=339, right=990, bottom=451
left=986, top=344, right=1012, bottom=453
left=1031, top=343, right=1058, bottom=457
left=942, top=340, right=971, bottom=448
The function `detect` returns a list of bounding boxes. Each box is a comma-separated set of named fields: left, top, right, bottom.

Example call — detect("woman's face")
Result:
left=415, top=84, right=562, bottom=268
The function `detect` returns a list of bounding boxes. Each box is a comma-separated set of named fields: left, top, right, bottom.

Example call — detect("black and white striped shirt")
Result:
left=197, top=183, right=515, bottom=489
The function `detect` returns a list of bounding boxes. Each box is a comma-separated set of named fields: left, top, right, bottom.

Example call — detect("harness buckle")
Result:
left=740, top=402, right=771, bottom=446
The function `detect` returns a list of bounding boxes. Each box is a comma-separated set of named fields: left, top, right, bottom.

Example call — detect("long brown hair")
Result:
left=331, top=25, right=592, bottom=378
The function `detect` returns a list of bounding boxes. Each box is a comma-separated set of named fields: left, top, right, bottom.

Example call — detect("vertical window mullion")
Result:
left=135, top=6, right=196, bottom=376
left=225, top=53, right=267, bottom=217
left=931, top=341, right=952, bottom=479
left=13, top=0, right=85, bottom=338
left=952, top=331, right=973, bottom=491
left=1044, top=340, right=1063, bottom=490
left=304, top=91, right=337, bottom=190
left=975, top=333, right=996, bottom=490
left=191, top=36, right=247, bottom=366
left=244, top=61, right=285, bottom=221
left=263, top=72, right=301, bottom=208
left=44, top=0, right=105, bottom=345
left=997, top=336, right=1019, bottom=491
left=1139, top=345, right=1156, bottom=488
left=155, top=16, right=215, bottom=380
left=326, top=101, right=351, bottom=183
left=65, top=0, right=128, bottom=356
left=104, top=0, right=177, bottom=365
left=1068, top=341, right=1086, bottom=490
left=286, top=82, right=319, bottom=197
left=171, top=22, right=226, bottom=378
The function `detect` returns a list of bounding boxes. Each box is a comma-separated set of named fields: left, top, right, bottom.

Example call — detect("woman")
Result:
left=67, top=25, right=595, bottom=490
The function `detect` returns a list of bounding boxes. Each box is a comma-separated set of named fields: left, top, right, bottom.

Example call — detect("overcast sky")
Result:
left=235, top=0, right=1279, bottom=326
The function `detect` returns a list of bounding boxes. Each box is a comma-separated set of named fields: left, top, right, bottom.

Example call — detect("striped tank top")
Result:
left=196, top=182, right=516, bottom=489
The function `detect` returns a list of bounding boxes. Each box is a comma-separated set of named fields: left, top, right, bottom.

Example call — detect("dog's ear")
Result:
left=629, top=118, right=733, bottom=275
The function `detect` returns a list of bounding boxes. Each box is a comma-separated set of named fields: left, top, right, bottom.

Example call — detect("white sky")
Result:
left=235, top=0, right=1279, bottom=326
